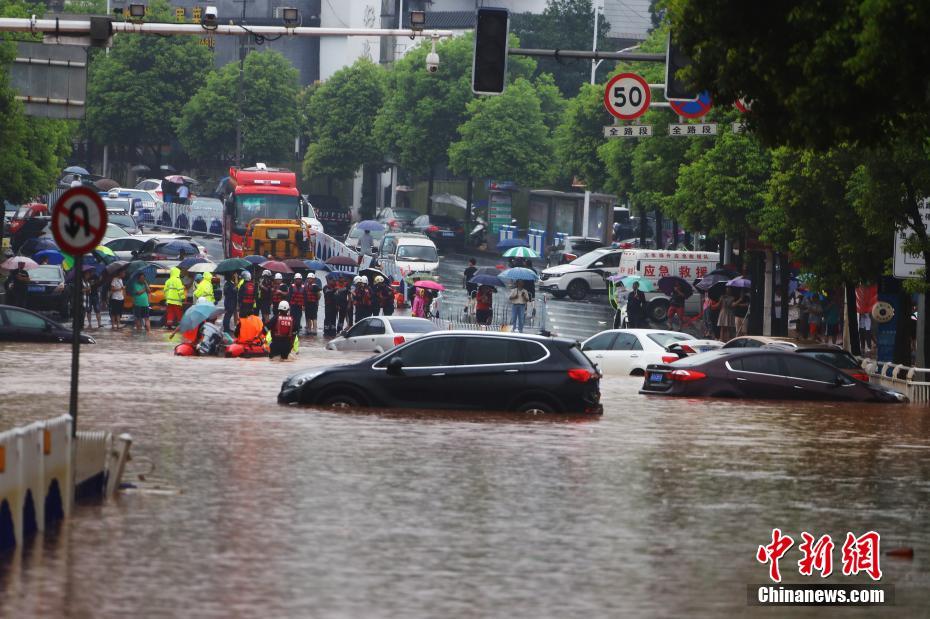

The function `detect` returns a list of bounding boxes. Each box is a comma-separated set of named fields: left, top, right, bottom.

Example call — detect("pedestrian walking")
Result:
left=717, top=287, right=736, bottom=341
left=83, top=270, right=102, bottom=329
left=323, top=278, right=338, bottom=333
left=163, top=267, right=185, bottom=329
left=288, top=273, right=305, bottom=332
left=266, top=300, right=295, bottom=360
left=304, top=273, right=321, bottom=335
left=109, top=270, right=125, bottom=330
left=475, top=284, right=494, bottom=328
left=258, top=269, right=273, bottom=322
left=223, top=272, right=239, bottom=334
left=411, top=287, right=428, bottom=318
left=129, top=271, right=152, bottom=332
left=4, top=260, right=30, bottom=307
left=508, top=280, right=530, bottom=333
left=626, top=282, right=647, bottom=329
left=464, top=258, right=477, bottom=297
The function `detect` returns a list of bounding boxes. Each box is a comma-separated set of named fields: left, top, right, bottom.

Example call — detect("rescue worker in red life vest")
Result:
left=271, top=273, right=287, bottom=308
left=288, top=272, right=306, bottom=332
left=258, top=270, right=274, bottom=321
left=373, top=276, right=395, bottom=316
left=238, top=270, right=256, bottom=317
left=266, top=300, right=295, bottom=360
left=353, top=275, right=373, bottom=322
left=304, top=272, right=321, bottom=335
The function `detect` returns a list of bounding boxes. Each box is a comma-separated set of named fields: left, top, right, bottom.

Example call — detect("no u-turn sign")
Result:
left=51, top=186, right=108, bottom=255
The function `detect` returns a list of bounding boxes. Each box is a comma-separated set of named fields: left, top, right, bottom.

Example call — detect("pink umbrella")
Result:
left=414, top=280, right=445, bottom=291
left=259, top=260, right=293, bottom=274
left=1, top=256, right=39, bottom=271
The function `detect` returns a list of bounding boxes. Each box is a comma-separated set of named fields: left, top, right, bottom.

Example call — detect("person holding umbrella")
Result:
left=508, top=280, right=531, bottom=333
left=716, top=286, right=737, bottom=341
left=109, top=268, right=126, bottom=330
left=4, top=260, right=31, bottom=308
left=668, top=282, right=688, bottom=331
left=475, top=284, right=494, bottom=328
left=129, top=271, right=152, bottom=333
left=626, top=281, right=647, bottom=329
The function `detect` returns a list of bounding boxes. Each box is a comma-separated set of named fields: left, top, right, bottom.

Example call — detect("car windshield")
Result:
left=570, top=249, right=612, bottom=267
left=109, top=214, right=138, bottom=230
left=396, top=244, right=438, bottom=261
left=392, top=209, right=419, bottom=221
left=103, top=198, right=134, bottom=211
left=389, top=318, right=438, bottom=334
left=348, top=227, right=385, bottom=240
left=30, top=265, right=62, bottom=283
left=648, top=332, right=693, bottom=348
left=234, top=194, right=299, bottom=225
left=106, top=223, right=130, bottom=238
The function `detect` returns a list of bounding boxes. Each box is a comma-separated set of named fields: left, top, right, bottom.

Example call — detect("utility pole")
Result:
left=235, top=0, right=247, bottom=168
left=581, top=1, right=599, bottom=238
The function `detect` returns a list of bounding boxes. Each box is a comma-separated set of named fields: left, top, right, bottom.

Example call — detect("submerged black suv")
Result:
left=279, top=331, right=603, bottom=414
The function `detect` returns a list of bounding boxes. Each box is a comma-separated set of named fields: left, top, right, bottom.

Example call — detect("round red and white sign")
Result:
left=734, top=97, right=751, bottom=113
left=604, top=72, right=651, bottom=120
left=51, top=186, right=108, bottom=255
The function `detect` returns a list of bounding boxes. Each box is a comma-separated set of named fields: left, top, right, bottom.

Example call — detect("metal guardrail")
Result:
left=863, top=361, right=930, bottom=403
left=430, top=296, right=548, bottom=333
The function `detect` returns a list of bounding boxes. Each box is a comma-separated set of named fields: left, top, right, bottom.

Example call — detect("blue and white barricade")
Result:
left=498, top=225, right=517, bottom=245
left=527, top=228, right=546, bottom=256
left=311, top=231, right=360, bottom=267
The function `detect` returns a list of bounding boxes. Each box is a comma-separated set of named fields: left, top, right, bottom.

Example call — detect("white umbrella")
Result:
left=430, top=193, right=468, bottom=209
left=186, top=262, right=216, bottom=273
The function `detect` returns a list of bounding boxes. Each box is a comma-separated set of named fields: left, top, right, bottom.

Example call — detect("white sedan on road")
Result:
left=326, top=316, right=439, bottom=353
left=580, top=329, right=696, bottom=376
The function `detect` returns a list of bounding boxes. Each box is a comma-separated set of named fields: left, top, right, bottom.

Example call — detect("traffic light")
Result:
left=472, top=7, right=509, bottom=95
left=665, top=33, right=696, bottom=101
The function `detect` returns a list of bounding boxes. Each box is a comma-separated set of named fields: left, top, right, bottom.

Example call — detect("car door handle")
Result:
left=431, top=372, right=446, bottom=377
left=505, top=369, right=519, bottom=374
left=736, top=377, right=747, bottom=382
left=793, top=385, right=803, bottom=389
left=630, top=354, right=639, bottom=358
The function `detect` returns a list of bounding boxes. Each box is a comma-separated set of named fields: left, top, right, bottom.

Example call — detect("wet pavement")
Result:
left=1, top=322, right=929, bottom=616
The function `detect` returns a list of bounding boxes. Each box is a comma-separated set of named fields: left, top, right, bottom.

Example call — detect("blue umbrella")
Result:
left=325, top=270, right=356, bottom=280
left=32, top=249, right=64, bottom=265
left=496, top=238, right=529, bottom=250
left=179, top=302, right=224, bottom=333
left=243, top=255, right=266, bottom=265
left=304, top=259, right=330, bottom=271
left=124, top=261, right=157, bottom=283
left=179, top=257, right=209, bottom=270
left=21, top=237, right=58, bottom=256
left=469, top=274, right=505, bottom=288
left=727, top=276, right=752, bottom=288
left=499, top=267, right=539, bottom=282
left=160, top=240, right=196, bottom=254
left=356, top=219, right=384, bottom=232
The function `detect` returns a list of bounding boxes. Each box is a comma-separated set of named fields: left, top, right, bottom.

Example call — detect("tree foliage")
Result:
left=301, top=58, right=386, bottom=180
left=85, top=0, right=213, bottom=160
left=177, top=50, right=300, bottom=165
left=511, top=0, right=611, bottom=97
left=448, top=78, right=555, bottom=186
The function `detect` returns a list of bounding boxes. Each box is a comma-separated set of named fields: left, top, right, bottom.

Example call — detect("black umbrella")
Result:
left=657, top=276, right=694, bottom=299
left=696, top=269, right=740, bottom=291
left=64, top=165, right=89, bottom=176
left=360, top=267, right=387, bottom=282
left=707, top=281, right=728, bottom=301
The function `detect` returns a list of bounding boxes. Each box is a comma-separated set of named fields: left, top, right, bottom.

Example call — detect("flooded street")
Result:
left=1, top=330, right=929, bottom=616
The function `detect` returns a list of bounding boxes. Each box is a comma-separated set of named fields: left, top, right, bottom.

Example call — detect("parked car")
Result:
left=665, top=339, right=725, bottom=360
left=0, top=304, right=94, bottom=343
left=377, top=233, right=440, bottom=281
left=306, top=194, right=350, bottom=238
left=539, top=247, right=624, bottom=300
left=134, top=239, right=201, bottom=261
left=580, top=329, right=696, bottom=376
left=8, top=202, right=49, bottom=235
left=377, top=207, right=420, bottom=232
left=344, top=223, right=386, bottom=254
left=410, top=214, right=465, bottom=249
left=134, top=178, right=164, bottom=199
left=639, top=349, right=907, bottom=402
left=105, top=235, right=200, bottom=260
left=546, top=236, right=604, bottom=267
left=106, top=210, right=141, bottom=235
left=326, top=316, right=438, bottom=353
left=18, top=264, right=72, bottom=318
left=761, top=341, right=870, bottom=382
left=279, top=331, right=603, bottom=414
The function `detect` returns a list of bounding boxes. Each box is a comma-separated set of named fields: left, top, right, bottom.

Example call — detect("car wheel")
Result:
left=517, top=400, right=556, bottom=414
left=319, top=391, right=361, bottom=409
left=567, top=279, right=589, bottom=300
left=648, top=299, right=669, bottom=323
left=629, top=368, right=644, bottom=377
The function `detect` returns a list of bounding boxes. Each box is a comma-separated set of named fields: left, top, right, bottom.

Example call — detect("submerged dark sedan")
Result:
left=0, top=305, right=95, bottom=343
left=20, top=264, right=72, bottom=318
left=279, top=331, right=603, bottom=414
left=640, top=349, right=906, bottom=403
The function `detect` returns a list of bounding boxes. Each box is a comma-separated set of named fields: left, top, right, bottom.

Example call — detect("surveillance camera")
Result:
left=202, top=5, right=218, bottom=25
left=425, top=51, right=440, bottom=73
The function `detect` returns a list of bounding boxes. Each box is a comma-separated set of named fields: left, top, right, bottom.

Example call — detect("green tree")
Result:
left=177, top=50, right=300, bottom=165
left=511, top=0, right=611, bottom=96
left=448, top=78, right=554, bottom=186
left=85, top=0, right=213, bottom=165
left=555, top=83, right=613, bottom=191
left=301, top=58, right=386, bottom=180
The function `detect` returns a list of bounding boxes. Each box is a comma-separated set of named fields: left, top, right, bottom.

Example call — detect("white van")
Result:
left=616, top=249, right=720, bottom=321
left=378, top=232, right=440, bottom=282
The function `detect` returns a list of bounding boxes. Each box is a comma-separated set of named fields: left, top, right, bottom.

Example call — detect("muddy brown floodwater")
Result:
left=1, top=329, right=929, bottom=617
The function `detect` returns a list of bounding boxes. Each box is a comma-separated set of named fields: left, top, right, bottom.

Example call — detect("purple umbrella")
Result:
left=727, top=277, right=751, bottom=288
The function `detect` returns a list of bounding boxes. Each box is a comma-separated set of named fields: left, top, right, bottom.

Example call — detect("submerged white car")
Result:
left=580, top=329, right=696, bottom=376
left=326, top=316, right=439, bottom=353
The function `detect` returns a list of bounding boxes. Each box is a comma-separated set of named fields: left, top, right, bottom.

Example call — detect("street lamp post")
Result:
left=235, top=0, right=247, bottom=168
left=581, top=1, right=601, bottom=237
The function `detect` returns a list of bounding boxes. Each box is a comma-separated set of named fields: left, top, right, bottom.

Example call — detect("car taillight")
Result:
left=154, top=254, right=167, bottom=260
left=661, top=355, right=679, bottom=364
left=389, top=219, right=397, bottom=228
left=568, top=368, right=594, bottom=382
left=426, top=225, right=439, bottom=233
left=668, top=369, right=706, bottom=381
left=852, top=372, right=870, bottom=383
left=680, top=345, right=695, bottom=354
left=565, top=253, right=577, bottom=262
left=393, top=335, right=405, bottom=345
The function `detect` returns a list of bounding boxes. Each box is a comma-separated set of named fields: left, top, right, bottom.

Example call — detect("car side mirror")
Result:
left=387, top=357, right=404, bottom=376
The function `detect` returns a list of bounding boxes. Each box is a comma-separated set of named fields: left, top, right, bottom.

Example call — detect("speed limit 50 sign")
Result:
left=604, top=72, right=651, bottom=120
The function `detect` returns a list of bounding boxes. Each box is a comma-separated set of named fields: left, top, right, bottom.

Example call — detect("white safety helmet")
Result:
left=241, top=270, right=251, bottom=281
left=274, top=273, right=283, bottom=280
left=294, top=273, right=302, bottom=279
left=353, top=276, right=363, bottom=284
left=278, top=300, right=290, bottom=312
left=262, top=269, right=271, bottom=277
left=374, top=276, right=384, bottom=284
